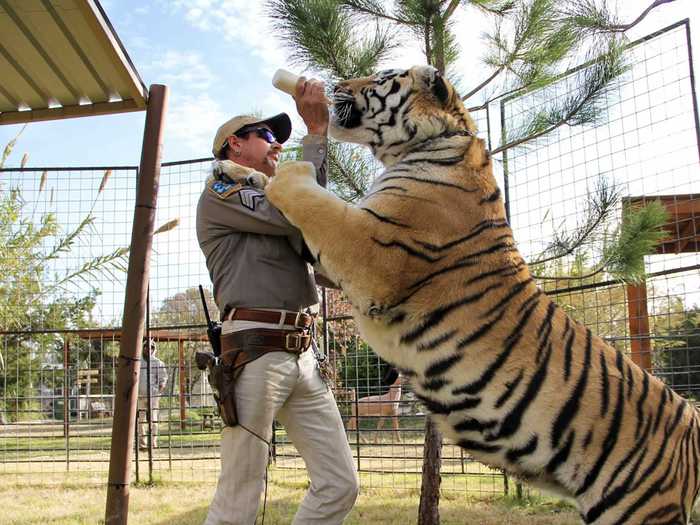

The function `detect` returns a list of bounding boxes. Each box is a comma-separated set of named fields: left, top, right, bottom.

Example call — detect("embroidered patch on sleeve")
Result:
left=238, top=188, right=264, bottom=211
left=208, top=180, right=242, bottom=200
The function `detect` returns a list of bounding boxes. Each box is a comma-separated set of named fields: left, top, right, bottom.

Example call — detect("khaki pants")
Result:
left=204, top=350, right=359, bottom=525
left=137, top=397, right=160, bottom=449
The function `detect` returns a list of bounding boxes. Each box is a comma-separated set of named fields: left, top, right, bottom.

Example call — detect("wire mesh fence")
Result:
left=0, top=20, right=698, bottom=497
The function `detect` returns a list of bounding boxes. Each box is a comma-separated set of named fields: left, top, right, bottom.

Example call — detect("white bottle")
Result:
left=272, top=69, right=299, bottom=96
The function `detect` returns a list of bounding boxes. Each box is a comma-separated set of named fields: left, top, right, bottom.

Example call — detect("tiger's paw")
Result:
left=275, top=161, right=316, bottom=183
left=267, top=161, right=317, bottom=206
left=213, top=160, right=269, bottom=189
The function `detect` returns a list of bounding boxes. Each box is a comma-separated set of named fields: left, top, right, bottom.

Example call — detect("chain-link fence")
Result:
left=1, top=20, right=698, bottom=496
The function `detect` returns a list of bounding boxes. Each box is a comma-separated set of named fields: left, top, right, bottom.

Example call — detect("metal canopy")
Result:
left=0, top=0, right=147, bottom=125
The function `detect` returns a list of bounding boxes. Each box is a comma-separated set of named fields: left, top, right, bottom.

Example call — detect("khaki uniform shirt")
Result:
left=196, top=135, right=328, bottom=317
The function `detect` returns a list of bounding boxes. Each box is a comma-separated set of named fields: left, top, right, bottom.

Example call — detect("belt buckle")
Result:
left=285, top=332, right=301, bottom=351
left=293, top=311, right=307, bottom=329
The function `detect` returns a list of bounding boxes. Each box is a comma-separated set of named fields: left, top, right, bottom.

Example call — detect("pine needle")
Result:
left=603, top=200, right=669, bottom=283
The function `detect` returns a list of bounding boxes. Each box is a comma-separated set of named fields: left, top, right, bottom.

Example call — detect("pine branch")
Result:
left=463, top=66, right=504, bottom=101
left=533, top=263, right=607, bottom=281
left=603, top=200, right=669, bottom=283
left=327, top=142, right=375, bottom=202
left=570, top=0, right=675, bottom=34
left=469, top=2, right=583, bottom=106
left=431, top=14, right=461, bottom=75
left=492, top=37, right=627, bottom=154
left=266, top=0, right=397, bottom=79
left=338, top=0, right=414, bottom=25
left=467, top=0, right=561, bottom=102
left=529, top=176, right=619, bottom=266
left=469, top=0, right=517, bottom=16
left=531, top=200, right=668, bottom=284
left=444, top=0, right=461, bottom=20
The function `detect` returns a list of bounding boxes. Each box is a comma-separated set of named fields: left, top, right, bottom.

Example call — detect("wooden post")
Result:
left=63, top=339, right=70, bottom=469
left=105, top=84, right=168, bottom=525
left=627, top=281, right=652, bottom=371
left=179, top=339, right=186, bottom=430
left=418, top=417, right=442, bottom=525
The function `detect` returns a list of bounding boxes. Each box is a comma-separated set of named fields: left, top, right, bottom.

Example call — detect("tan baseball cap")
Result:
left=212, top=113, right=292, bottom=158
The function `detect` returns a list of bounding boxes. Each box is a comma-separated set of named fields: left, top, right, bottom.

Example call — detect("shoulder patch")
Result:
left=238, top=188, right=265, bottom=211
left=208, top=179, right=242, bottom=200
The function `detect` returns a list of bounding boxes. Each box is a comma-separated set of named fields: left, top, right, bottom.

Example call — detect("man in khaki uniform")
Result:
left=197, top=77, right=358, bottom=525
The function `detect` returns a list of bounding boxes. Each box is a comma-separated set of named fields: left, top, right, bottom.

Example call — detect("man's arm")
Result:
left=294, top=77, right=329, bottom=188
left=302, top=135, right=328, bottom=188
left=293, top=77, right=340, bottom=287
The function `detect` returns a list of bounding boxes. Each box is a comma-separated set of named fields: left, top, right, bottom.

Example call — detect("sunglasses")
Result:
left=235, top=127, right=277, bottom=144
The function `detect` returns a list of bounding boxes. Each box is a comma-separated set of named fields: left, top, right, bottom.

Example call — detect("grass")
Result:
left=0, top=472, right=581, bottom=525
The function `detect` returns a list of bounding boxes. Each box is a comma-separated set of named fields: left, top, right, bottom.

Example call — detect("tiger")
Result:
left=265, top=65, right=700, bottom=524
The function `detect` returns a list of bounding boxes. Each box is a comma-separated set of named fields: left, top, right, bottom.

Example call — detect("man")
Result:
left=196, top=77, right=359, bottom=525
left=138, top=338, right=168, bottom=450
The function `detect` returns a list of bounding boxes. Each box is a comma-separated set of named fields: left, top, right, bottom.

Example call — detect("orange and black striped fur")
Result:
left=266, top=65, right=700, bottom=523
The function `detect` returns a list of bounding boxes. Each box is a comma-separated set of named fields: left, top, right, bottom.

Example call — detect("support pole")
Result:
left=179, top=339, right=186, bottom=430
left=418, top=417, right=442, bottom=525
left=105, top=84, right=168, bottom=525
left=63, top=339, right=70, bottom=469
left=627, top=281, right=652, bottom=371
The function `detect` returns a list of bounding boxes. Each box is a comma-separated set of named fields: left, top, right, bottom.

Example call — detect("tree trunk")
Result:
left=418, top=417, right=442, bottom=525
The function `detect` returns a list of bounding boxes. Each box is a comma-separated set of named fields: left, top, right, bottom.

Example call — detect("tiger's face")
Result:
left=330, top=65, right=477, bottom=165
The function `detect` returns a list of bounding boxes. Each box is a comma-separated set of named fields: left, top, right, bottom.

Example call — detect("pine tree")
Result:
left=265, top=0, right=674, bottom=519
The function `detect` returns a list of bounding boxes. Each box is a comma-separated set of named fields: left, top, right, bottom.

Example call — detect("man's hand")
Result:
left=294, top=77, right=329, bottom=136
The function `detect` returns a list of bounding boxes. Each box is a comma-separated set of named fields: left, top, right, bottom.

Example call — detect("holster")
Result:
left=210, top=328, right=311, bottom=428
left=208, top=360, right=239, bottom=427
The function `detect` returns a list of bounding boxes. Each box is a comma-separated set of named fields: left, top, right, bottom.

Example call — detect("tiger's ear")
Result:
left=416, top=65, right=450, bottom=105
left=431, top=71, right=450, bottom=106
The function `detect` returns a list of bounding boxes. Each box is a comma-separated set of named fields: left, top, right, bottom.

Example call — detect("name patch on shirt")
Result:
left=208, top=179, right=242, bottom=200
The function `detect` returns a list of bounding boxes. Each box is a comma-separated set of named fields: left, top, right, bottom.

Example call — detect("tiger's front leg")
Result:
left=266, top=161, right=396, bottom=315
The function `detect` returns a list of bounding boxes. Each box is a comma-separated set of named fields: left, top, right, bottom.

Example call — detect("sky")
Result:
left=1, top=0, right=699, bottom=168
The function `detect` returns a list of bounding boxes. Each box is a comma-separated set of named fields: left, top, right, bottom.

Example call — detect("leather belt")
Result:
left=221, top=328, right=311, bottom=361
left=225, top=307, right=313, bottom=328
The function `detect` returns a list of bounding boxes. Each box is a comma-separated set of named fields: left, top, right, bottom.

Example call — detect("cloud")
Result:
left=137, top=48, right=226, bottom=157
left=142, top=50, right=218, bottom=91
left=161, top=0, right=284, bottom=74
left=165, top=92, right=227, bottom=158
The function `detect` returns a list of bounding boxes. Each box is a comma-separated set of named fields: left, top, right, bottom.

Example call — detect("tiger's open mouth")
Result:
left=332, top=89, right=362, bottom=129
